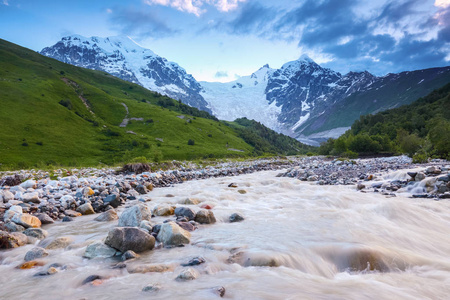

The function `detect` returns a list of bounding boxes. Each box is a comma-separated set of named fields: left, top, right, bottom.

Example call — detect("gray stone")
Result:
left=229, top=213, right=244, bottom=223
left=84, top=242, right=117, bottom=259
left=22, top=192, right=40, bottom=204
left=194, top=210, right=216, bottom=224
left=105, top=227, right=155, bottom=253
left=142, top=284, right=162, bottom=292
left=174, top=207, right=196, bottom=220
left=5, top=221, right=25, bottom=232
left=60, top=195, right=76, bottom=208
left=212, top=286, right=226, bottom=297
left=3, top=190, right=14, bottom=201
left=3, top=205, right=22, bottom=222
left=23, top=228, right=48, bottom=240
left=20, top=179, right=37, bottom=189
left=415, top=172, right=426, bottom=181
left=94, top=209, right=118, bottom=222
left=35, top=213, right=54, bottom=224
left=139, top=220, right=153, bottom=233
left=118, top=204, right=151, bottom=227
left=24, top=247, right=49, bottom=261
left=152, top=204, right=174, bottom=216
left=122, top=250, right=139, bottom=261
left=176, top=268, right=199, bottom=281
left=135, top=185, right=149, bottom=195
left=103, top=193, right=120, bottom=208
left=11, top=213, right=41, bottom=228
left=76, top=203, right=95, bottom=215
left=157, top=222, right=191, bottom=246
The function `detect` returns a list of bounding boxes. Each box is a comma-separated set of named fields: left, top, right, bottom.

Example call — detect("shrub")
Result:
left=59, top=99, right=73, bottom=110
left=412, top=152, right=428, bottom=163
left=21, top=142, right=28, bottom=146
left=342, top=150, right=358, bottom=159
left=188, top=139, right=195, bottom=145
left=36, top=141, right=43, bottom=146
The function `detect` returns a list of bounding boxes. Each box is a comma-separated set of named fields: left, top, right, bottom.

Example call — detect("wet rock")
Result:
left=76, top=203, right=95, bottom=215
left=135, top=185, right=149, bottom=195
left=407, top=172, right=417, bottom=179
left=176, top=221, right=196, bottom=232
left=238, top=189, right=247, bottom=194
left=60, top=195, right=76, bottom=209
left=181, top=256, right=205, bottom=267
left=62, top=216, right=74, bottom=222
left=24, top=247, right=49, bottom=262
left=5, top=221, right=25, bottom=232
left=139, top=220, right=153, bottom=233
left=357, top=183, right=365, bottom=190
left=17, top=260, right=46, bottom=269
left=182, top=198, right=200, bottom=205
left=211, top=286, right=226, bottom=297
left=176, top=268, right=199, bottom=281
left=128, top=264, right=173, bottom=274
left=103, top=193, right=120, bottom=208
left=35, top=213, right=54, bottom=224
left=228, top=183, right=238, bottom=188
left=82, top=275, right=103, bottom=285
left=142, top=283, right=162, bottom=292
left=152, top=204, right=174, bottom=216
left=84, top=242, right=117, bottom=259
left=157, top=222, right=191, bottom=246
left=82, top=187, right=95, bottom=197
left=41, top=236, right=74, bottom=250
left=2, top=190, right=15, bottom=202
left=174, top=207, right=195, bottom=221
left=122, top=250, right=139, bottom=261
left=0, top=230, right=26, bottom=248
left=229, top=213, right=244, bottom=223
left=65, top=210, right=82, bottom=217
left=94, top=209, right=118, bottom=222
left=23, top=228, right=48, bottom=240
left=195, top=210, right=216, bottom=224
left=415, top=172, right=426, bottom=181
left=34, top=266, right=58, bottom=277
left=200, top=204, right=213, bottom=210
left=118, top=204, right=151, bottom=227
left=11, top=213, right=41, bottom=228
left=105, top=227, right=155, bottom=253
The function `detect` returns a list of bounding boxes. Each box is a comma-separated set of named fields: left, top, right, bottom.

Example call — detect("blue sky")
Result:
left=1, top=0, right=449, bottom=82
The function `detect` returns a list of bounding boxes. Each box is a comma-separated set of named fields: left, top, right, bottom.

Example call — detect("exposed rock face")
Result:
left=157, top=222, right=191, bottom=246
left=105, top=227, right=155, bottom=253
left=40, top=35, right=211, bottom=113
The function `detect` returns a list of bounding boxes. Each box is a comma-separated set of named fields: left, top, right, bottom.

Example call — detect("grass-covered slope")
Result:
left=0, top=39, right=310, bottom=170
left=319, top=83, right=450, bottom=160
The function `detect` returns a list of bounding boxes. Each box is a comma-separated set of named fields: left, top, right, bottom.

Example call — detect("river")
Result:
left=1, top=169, right=449, bottom=299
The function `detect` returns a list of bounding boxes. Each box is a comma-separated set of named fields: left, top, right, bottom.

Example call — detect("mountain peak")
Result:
left=298, top=54, right=314, bottom=63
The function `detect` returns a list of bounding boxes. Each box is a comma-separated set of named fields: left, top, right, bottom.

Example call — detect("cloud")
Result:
left=144, top=0, right=246, bottom=16
left=2, top=0, right=9, bottom=5
left=108, top=6, right=176, bottom=38
left=227, top=1, right=278, bottom=35
left=106, top=8, right=113, bottom=14
left=214, top=70, right=228, bottom=78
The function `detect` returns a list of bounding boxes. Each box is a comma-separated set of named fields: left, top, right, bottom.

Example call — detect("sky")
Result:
left=0, top=0, right=449, bottom=82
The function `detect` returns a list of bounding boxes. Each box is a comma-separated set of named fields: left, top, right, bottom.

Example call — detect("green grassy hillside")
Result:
left=319, top=83, right=450, bottom=160
left=0, top=39, right=309, bottom=170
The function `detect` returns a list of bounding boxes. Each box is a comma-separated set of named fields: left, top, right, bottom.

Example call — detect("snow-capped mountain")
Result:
left=40, top=35, right=211, bottom=113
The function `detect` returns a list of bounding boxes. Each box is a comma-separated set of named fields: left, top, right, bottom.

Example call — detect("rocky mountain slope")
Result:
left=40, top=35, right=211, bottom=113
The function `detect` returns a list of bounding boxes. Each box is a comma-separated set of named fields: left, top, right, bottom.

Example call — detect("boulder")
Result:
left=11, top=213, right=41, bottom=228
left=65, top=210, right=82, bottom=217
left=176, top=221, right=196, bottom=232
left=20, top=179, right=37, bottom=189
left=10, top=232, right=28, bottom=246
left=76, top=203, right=95, bottom=215
left=84, top=242, right=117, bottom=259
left=195, top=210, right=216, bottom=224
left=105, top=227, right=155, bottom=253
left=229, top=213, right=244, bottom=223
left=415, top=172, right=426, bottom=181
left=60, top=195, right=76, bottom=208
left=174, top=207, right=196, bottom=221
left=152, top=204, right=174, bottom=216
left=139, top=220, right=153, bottom=233
left=176, top=268, right=199, bottom=281
left=41, top=236, right=73, bottom=250
left=118, top=204, right=151, bottom=227
left=2, top=190, right=14, bottom=201
left=35, top=213, right=54, bottom=224
left=5, top=221, right=25, bottom=232
left=103, top=193, right=121, bottom=208
left=157, top=222, right=191, bottom=246
left=0, top=231, right=25, bottom=249
left=3, top=205, right=23, bottom=221
left=24, top=247, right=49, bottom=261
left=135, top=185, right=149, bottom=195
left=23, top=228, right=48, bottom=240
left=94, top=209, right=118, bottom=222
left=22, top=192, right=40, bottom=204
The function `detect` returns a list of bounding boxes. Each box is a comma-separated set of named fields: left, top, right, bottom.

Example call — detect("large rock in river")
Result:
left=118, top=204, right=151, bottom=227
left=157, top=222, right=191, bottom=246
left=11, top=213, right=41, bottom=228
left=94, top=209, right=119, bottom=222
left=195, top=210, right=216, bottom=224
left=105, top=227, right=155, bottom=253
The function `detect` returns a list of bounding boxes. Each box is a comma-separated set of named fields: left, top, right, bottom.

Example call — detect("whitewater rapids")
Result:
left=1, top=169, right=449, bottom=299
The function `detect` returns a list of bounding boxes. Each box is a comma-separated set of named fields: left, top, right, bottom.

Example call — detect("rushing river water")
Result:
left=1, top=169, right=450, bottom=300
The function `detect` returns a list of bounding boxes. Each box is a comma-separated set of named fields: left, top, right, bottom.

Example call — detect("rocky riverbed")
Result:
left=0, top=156, right=449, bottom=299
